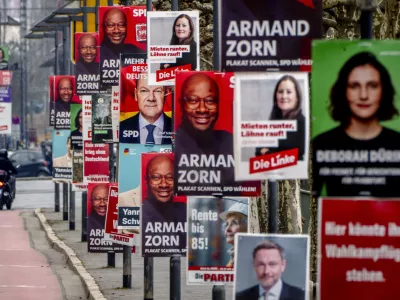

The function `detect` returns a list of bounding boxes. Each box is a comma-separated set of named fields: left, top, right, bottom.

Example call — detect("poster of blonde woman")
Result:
left=187, top=197, right=249, bottom=285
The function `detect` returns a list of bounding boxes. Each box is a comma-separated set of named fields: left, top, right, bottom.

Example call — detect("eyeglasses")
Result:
left=149, top=174, right=174, bottom=184
left=59, top=87, right=72, bottom=92
left=79, top=46, right=97, bottom=52
left=183, top=96, right=218, bottom=109
left=92, top=197, right=108, bottom=204
left=105, top=22, right=126, bottom=30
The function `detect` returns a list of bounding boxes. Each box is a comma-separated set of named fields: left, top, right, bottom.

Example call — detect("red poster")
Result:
left=140, top=153, right=187, bottom=257
left=83, top=141, right=110, bottom=183
left=104, top=184, right=135, bottom=247
left=0, top=70, right=12, bottom=86
left=319, top=198, right=400, bottom=300
left=174, top=71, right=261, bottom=196
left=99, top=6, right=147, bottom=86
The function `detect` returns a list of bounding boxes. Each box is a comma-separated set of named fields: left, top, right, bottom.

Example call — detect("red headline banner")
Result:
left=249, top=148, right=298, bottom=174
left=155, top=64, right=192, bottom=82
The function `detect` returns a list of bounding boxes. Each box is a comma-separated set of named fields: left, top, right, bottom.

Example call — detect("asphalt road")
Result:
left=14, top=179, right=82, bottom=210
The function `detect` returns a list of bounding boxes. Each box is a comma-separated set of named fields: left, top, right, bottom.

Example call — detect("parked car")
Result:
left=9, top=150, right=51, bottom=177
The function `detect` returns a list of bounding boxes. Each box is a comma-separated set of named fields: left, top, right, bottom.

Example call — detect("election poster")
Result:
left=311, top=40, right=400, bottom=198
left=52, top=129, right=72, bottom=182
left=70, top=103, right=83, bottom=150
left=119, top=53, right=173, bottom=144
left=233, top=72, right=309, bottom=180
left=72, top=149, right=86, bottom=191
left=0, top=86, right=11, bottom=102
left=0, top=46, right=9, bottom=70
left=99, top=6, right=147, bottom=87
left=118, top=144, right=171, bottom=235
left=92, top=91, right=113, bottom=143
left=187, top=197, right=249, bottom=285
left=0, top=70, right=11, bottom=86
left=111, top=86, right=119, bottom=142
left=147, top=11, right=200, bottom=86
left=75, top=32, right=100, bottom=94
left=72, top=149, right=83, bottom=183
left=319, top=198, right=400, bottom=300
left=83, top=141, right=109, bottom=183
left=141, top=153, right=187, bottom=257
left=219, top=0, right=322, bottom=72
left=234, top=233, right=310, bottom=300
left=0, top=102, right=11, bottom=134
left=72, top=149, right=87, bottom=191
left=53, top=75, right=80, bottom=130
left=82, top=95, right=92, bottom=140
left=49, top=76, right=55, bottom=126
left=174, top=71, right=261, bottom=196
left=104, top=184, right=135, bottom=246
left=87, top=183, right=123, bottom=253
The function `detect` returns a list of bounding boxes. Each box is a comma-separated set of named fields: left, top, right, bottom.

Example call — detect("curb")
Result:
left=35, top=208, right=107, bottom=300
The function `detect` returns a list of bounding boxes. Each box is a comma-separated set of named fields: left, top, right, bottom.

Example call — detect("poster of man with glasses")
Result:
left=53, top=75, right=80, bottom=130
left=173, top=71, right=261, bottom=197
left=99, top=6, right=146, bottom=87
left=87, top=183, right=123, bottom=252
left=140, top=153, right=187, bottom=257
left=75, top=32, right=100, bottom=94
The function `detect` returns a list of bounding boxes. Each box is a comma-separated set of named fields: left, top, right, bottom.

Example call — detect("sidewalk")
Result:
left=36, top=204, right=234, bottom=300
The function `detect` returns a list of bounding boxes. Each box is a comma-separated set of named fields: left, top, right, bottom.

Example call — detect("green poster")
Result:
left=311, top=40, right=400, bottom=198
left=0, top=46, right=9, bottom=70
left=70, top=103, right=83, bottom=150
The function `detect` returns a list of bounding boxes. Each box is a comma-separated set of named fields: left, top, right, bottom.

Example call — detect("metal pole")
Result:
left=212, top=285, right=225, bottom=300
left=146, top=0, right=152, bottom=11
left=83, top=0, right=88, bottom=33
left=213, top=0, right=219, bottom=70
left=69, top=183, right=75, bottom=230
left=107, top=142, right=115, bottom=267
left=211, top=1, right=224, bottom=297
left=360, top=0, right=373, bottom=39
left=20, top=0, right=28, bottom=147
left=55, top=182, right=60, bottom=212
left=122, top=245, right=131, bottom=288
left=55, top=29, right=59, bottom=76
left=268, top=180, right=278, bottom=233
left=63, top=182, right=68, bottom=220
left=170, top=256, right=181, bottom=300
left=171, top=0, right=178, bottom=11
left=144, top=257, right=154, bottom=300
left=62, top=26, right=67, bottom=75
left=81, top=191, right=87, bottom=242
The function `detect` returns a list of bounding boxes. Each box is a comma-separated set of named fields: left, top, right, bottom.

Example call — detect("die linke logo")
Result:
left=297, top=0, right=315, bottom=9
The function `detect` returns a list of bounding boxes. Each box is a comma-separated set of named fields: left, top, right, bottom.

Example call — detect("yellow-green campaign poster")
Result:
left=311, top=40, right=400, bottom=198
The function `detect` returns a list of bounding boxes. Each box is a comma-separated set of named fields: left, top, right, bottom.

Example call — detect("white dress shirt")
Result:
left=138, top=113, right=164, bottom=144
left=259, top=279, right=283, bottom=300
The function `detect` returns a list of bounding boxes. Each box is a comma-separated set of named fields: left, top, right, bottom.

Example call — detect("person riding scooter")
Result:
left=0, top=149, right=17, bottom=196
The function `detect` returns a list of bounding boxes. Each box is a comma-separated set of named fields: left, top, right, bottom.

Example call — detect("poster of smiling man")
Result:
left=75, top=32, right=100, bottom=94
left=99, top=6, right=147, bottom=87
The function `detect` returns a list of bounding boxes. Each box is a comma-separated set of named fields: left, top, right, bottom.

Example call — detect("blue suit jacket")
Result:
left=119, top=112, right=172, bottom=144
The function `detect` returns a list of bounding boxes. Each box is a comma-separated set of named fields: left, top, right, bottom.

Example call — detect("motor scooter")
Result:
left=0, top=170, right=14, bottom=210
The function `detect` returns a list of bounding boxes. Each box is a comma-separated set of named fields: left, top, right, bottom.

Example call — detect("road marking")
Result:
left=0, top=285, right=47, bottom=288
left=0, top=225, right=23, bottom=228
left=0, top=265, right=48, bottom=268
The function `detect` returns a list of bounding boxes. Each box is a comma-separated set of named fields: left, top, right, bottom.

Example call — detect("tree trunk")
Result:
left=278, top=180, right=303, bottom=234
left=256, top=180, right=269, bottom=233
